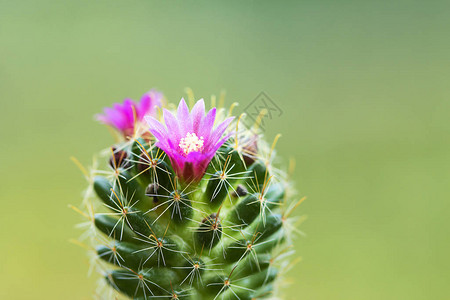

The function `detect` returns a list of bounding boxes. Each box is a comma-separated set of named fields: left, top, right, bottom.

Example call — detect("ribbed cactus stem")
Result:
left=74, top=92, right=302, bottom=299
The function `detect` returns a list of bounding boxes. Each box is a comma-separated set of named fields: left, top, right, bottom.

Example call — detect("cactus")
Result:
left=73, top=90, right=303, bottom=300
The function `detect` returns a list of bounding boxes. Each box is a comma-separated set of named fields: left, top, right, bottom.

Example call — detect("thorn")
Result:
left=229, top=102, right=239, bottom=117
left=253, top=108, right=268, bottom=132
left=268, top=134, right=282, bottom=165
left=234, top=113, right=245, bottom=148
left=219, top=90, right=226, bottom=108
left=284, top=196, right=307, bottom=219
left=185, top=87, right=195, bottom=107
left=68, top=204, right=91, bottom=220
left=70, top=156, right=89, bottom=178
left=69, top=239, right=92, bottom=250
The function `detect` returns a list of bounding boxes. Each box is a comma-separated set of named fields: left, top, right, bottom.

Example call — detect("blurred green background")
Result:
left=1, top=0, right=449, bottom=299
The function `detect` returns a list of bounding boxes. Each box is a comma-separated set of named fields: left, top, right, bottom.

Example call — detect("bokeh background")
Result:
left=1, top=0, right=449, bottom=299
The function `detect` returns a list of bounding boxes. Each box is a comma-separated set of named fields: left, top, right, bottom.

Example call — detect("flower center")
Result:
left=179, top=132, right=204, bottom=155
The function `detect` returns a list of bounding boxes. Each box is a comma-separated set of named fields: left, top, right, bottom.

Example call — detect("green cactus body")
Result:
left=75, top=92, right=302, bottom=299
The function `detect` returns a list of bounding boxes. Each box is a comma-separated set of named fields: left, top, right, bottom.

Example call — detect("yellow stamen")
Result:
left=179, top=132, right=204, bottom=155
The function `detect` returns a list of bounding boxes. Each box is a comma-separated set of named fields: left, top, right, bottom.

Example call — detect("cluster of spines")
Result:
left=74, top=108, right=301, bottom=300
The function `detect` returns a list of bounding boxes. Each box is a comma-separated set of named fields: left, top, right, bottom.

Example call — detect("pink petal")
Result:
left=137, top=93, right=151, bottom=118
left=122, top=99, right=137, bottom=129
left=103, top=107, right=127, bottom=130
left=207, top=117, right=234, bottom=150
left=145, top=116, right=168, bottom=145
left=138, top=90, right=162, bottom=118
left=177, top=98, right=191, bottom=133
left=213, top=131, right=234, bottom=152
left=198, top=107, right=216, bottom=141
left=191, top=99, right=205, bottom=133
left=163, top=109, right=182, bottom=142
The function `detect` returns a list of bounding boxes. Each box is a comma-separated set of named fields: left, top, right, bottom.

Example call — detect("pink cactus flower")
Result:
left=146, top=98, right=234, bottom=183
left=96, top=90, right=162, bottom=138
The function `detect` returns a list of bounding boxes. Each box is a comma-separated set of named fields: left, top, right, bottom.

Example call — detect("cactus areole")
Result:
left=75, top=91, right=301, bottom=300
